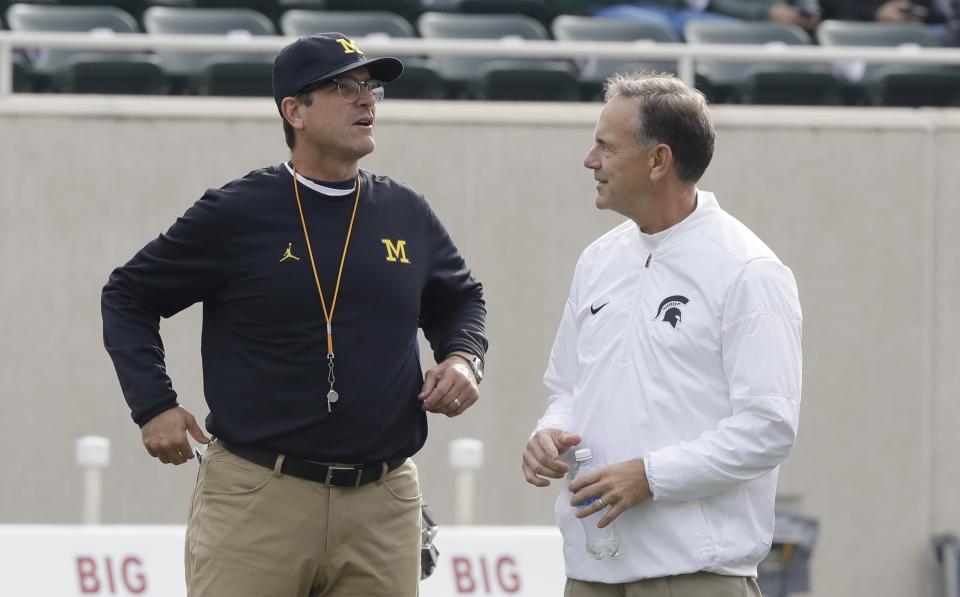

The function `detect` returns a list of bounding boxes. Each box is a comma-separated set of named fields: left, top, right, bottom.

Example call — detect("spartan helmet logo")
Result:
left=654, top=295, right=689, bottom=329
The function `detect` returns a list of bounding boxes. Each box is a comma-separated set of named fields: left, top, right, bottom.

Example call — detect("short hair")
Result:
left=281, top=87, right=317, bottom=150
left=603, top=71, right=715, bottom=183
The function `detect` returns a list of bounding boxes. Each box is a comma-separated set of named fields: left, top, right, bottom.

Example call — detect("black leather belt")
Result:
left=220, top=441, right=404, bottom=488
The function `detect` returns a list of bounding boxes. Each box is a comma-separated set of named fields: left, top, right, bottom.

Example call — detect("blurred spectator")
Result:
left=821, top=0, right=959, bottom=45
left=934, top=0, right=960, bottom=47
left=709, top=0, right=822, bottom=31
left=559, top=1, right=737, bottom=40
left=938, top=0, right=960, bottom=44
left=820, top=0, right=945, bottom=23
left=548, top=1, right=820, bottom=38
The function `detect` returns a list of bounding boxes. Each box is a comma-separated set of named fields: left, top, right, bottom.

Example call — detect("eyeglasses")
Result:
left=331, top=76, right=385, bottom=103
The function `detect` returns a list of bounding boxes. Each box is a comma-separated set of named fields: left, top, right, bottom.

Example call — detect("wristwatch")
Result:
left=451, top=352, right=483, bottom=385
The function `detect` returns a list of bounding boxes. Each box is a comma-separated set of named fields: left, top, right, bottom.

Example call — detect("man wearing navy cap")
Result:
left=102, top=34, right=487, bottom=596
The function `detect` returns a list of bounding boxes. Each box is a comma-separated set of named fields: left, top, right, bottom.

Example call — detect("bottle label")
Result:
left=577, top=496, right=598, bottom=509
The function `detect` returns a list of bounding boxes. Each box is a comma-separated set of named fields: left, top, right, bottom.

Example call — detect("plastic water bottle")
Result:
left=573, top=448, right=622, bottom=559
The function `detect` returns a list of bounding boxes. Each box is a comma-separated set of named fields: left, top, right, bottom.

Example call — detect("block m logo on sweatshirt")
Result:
left=381, top=239, right=411, bottom=264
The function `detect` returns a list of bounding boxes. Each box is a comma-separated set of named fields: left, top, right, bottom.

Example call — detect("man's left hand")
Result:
left=418, top=355, right=479, bottom=417
left=569, top=458, right=653, bottom=528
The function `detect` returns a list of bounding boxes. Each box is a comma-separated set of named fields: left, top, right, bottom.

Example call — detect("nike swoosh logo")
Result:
left=590, top=302, right=609, bottom=315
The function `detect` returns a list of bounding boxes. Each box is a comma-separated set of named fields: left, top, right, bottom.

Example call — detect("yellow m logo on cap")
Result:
left=335, top=38, right=363, bottom=55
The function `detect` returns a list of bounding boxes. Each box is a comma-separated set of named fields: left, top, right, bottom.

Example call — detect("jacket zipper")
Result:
left=623, top=251, right=654, bottom=361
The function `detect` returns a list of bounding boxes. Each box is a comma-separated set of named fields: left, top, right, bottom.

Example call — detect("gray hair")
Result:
left=604, top=71, right=715, bottom=183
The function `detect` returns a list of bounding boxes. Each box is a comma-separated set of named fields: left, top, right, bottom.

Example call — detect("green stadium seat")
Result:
left=321, top=0, right=423, bottom=22
left=12, top=52, right=36, bottom=92
left=685, top=21, right=841, bottom=105
left=191, top=0, right=282, bottom=29
left=551, top=15, right=679, bottom=101
left=282, top=9, right=416, bottom=38
left=142, top=7, right=275, bottom=96
left=421, top=0, right=545, bottom=21
left=58, top=54, right=167, bottom=93
left=817, top=20, right=960, bottom=107
left=53, top=0, right=149, bottom=25
left=417, top=11, right=579, bottom=101
left=6, top=4, right=166, bottom=94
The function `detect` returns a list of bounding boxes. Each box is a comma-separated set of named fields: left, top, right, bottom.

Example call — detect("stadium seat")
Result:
left=0, top=0, right=57, bottom=24
left=191, top=0, right=283, bottom=28
left=12, top=52, right=36, bottom=92
left=420, top=0, right=545, bottom=21
left=142, top=7, right=275, bottom=96
left=140, top=0, right=196, bottom=15
left=143, top=0, right=195, bottom=8
left=58, top=55, right=170, bottom=93
left=417, top=11, right=579, bottom=101
left=282, top=9, right=416, bottom=38
left=281, top=10, right=446, bottom=99
left=53, top=0, right=151, bottom=25
left=320, top=0, right=423, bottom=22
left=5, top=4, right=166, bottom=94
left=817, top=20, right=960, bottom=107
left=551, top=15, right=678, bottom=101
left=685, top=21, right=841, bottom=105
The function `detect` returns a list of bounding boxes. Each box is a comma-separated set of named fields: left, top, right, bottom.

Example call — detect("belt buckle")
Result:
left=324, top=464, right=361, bottom=487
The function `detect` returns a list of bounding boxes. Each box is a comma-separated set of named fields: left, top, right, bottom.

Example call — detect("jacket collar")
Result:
left=635, top=189, right=718, bottom=254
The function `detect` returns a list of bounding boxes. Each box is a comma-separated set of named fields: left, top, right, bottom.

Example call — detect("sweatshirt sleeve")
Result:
left=101, top=192, right=224, bottom=427
left=535, top=259, right=583, bottom=434
left=418, top=200, right=488, bottom=366
left=645, top=257, right=802, bottom=502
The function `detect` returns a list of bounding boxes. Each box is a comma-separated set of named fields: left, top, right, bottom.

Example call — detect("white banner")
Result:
left=0, top=525, right=565, bottom=596
left=422, top=527, right=564, bottom=596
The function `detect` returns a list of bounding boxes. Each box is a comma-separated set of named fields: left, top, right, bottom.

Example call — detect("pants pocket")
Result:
left=381, top=459, right=422, bottom=502
left=200, top=444, right=274, bottom=496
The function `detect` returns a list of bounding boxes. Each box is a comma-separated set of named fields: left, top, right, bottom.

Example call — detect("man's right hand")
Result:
left=141, top=406, right=210, bottom=465
left=522, top=429, right=582, bottom=488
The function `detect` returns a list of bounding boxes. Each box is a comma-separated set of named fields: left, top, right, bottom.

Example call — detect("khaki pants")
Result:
left=565, top=572, right=763, bottom=597
left=185, top=442, right=422, bottom=597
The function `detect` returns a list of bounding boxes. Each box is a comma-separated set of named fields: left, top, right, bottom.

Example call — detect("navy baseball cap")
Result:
left=272, top=33, right=404, bottom=110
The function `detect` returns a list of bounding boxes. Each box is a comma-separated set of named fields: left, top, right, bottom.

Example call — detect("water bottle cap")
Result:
left=574, top=448, right=592, bottom=462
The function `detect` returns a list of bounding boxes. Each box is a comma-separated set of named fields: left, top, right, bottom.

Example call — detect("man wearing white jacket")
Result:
left=522, top=71, right=802, bottom=597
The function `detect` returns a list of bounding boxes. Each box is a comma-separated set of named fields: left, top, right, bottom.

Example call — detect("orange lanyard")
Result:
left=291, top=167, right=361, bottom=412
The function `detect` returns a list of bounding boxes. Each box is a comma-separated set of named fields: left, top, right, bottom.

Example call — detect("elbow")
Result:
left=101, top=267, right=126, bottom=306
left=759, top=409, right=799, bottom=465
left=730, top=399, right=799, bottom=468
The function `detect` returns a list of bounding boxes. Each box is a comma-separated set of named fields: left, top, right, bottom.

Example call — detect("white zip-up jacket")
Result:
left=536, top=191, right=802, bottom=583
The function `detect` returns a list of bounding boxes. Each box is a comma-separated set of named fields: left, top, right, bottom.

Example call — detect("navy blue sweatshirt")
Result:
left=101, top=165, right=487, bottom=462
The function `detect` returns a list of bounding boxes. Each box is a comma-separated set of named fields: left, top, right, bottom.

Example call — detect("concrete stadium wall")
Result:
left=1, top=95, right=959, bottom=597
